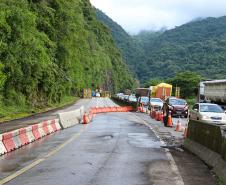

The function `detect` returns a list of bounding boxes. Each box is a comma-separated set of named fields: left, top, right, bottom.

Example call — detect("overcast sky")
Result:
left=90, top=0, right=226, bottom=35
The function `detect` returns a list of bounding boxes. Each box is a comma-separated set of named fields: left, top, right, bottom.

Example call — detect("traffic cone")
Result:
left=175, top=120, right=182, bottom=132
left=83, top=112, right=89, bottom=124
left=141, top=103, right=145, bottom=113
left=167, top=112, right=173, bottom=127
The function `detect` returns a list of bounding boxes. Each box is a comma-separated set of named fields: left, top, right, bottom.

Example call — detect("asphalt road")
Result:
left=0, top=98, right=118, bottom=133
left=0, top=98, right=217, bottom=185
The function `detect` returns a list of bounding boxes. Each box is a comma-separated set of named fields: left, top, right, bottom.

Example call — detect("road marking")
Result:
left=0, top=125, right=89, bottom=185
left=132, top=113, right=185, bottom=185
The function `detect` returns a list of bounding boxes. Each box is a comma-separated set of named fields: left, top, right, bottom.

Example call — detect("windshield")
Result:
left=150, top=99, right=162, bottom=103
left=200, top=104, right=224, bottom=113
left=169, top=99, right=186, bottom=105
left=141, top=97, right=149, bottom=102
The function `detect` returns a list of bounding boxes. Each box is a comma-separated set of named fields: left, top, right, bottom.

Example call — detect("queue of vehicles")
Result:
left=116, top=79, right=226, bottom=125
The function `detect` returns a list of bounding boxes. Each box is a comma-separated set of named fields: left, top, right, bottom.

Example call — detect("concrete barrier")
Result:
left=0, top=134, right=7, bottom=155
left=184, top=120, right=226, bottom=184
left=25, top=126, right=36, bottom=143
left=58, top=106, right=84, bottom=129
left=32, top=124, right=41, bottom=140
left=19, top=128, right=30, bottom=146
left=2, top=132, right=16, bottom=152
left=55, top=119, right=61, bottom=131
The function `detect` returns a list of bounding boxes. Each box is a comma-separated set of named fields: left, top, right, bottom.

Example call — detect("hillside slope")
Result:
left=96, top=10, right=226, bottom=82
left=96, top=9, right=147, bottom=79
left=0, top=0, right=134, bottom=108
left=142, top=16, right=226, bottom=80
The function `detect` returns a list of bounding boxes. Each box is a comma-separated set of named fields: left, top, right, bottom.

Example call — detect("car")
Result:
left=139, top=96, right=149, bottom=106
left=128, top=95, right=137, bottom=102
left=149, top=98, right=163, bottom=110
left=123, top=95, right=130, bottom=101
left=163, top=97, right=188, bottom=118
left=189, top=103, right=226, bottom=124
left=96, top=92, right=100, bottom=97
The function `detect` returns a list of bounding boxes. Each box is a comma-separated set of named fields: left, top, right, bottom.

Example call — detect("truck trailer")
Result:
left=201, top=80, right=226, bottom=108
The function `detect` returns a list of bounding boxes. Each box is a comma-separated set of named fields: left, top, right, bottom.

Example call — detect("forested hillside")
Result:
left=96, top=10, right=226, bottom=83
left=0, top=0, right=134, bottom=108
left=96, top=9, right=147, bottom=78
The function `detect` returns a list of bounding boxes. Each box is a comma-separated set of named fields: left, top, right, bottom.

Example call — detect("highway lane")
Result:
left=0, top=97, right=119, bottom=133
left=0, top=112, right=183, bottom=184
left=0, top=98, right=217, bottom=185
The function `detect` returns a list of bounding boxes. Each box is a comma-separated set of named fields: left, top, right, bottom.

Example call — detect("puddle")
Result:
left=0, top=163, right=20, bottom=172
left=128, top=133, right=164, bottom=148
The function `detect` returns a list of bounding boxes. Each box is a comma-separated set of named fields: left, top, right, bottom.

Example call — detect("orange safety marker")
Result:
left=175, top=119, right=182, bottom=132
left=83, top=112, right=89, bottom=124
left=167, top=112, right=173, bottom=127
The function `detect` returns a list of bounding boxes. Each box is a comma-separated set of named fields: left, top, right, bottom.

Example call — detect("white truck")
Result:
left=200, top=80, right=226, bottom=109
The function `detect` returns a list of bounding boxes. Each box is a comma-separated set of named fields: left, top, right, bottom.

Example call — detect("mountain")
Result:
left=96, top=10, right=226, bottom=83
left=0, top=0, right=134, bottom=108
left=96, top=9, right=147, bottom=80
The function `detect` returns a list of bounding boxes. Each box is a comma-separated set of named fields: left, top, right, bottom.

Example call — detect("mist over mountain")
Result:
left=96, top=10, right=226, bottom=83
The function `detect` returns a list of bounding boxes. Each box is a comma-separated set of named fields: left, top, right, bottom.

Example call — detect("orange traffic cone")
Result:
left=167, top=112, right=173, bottom=127
left=83, top=112, right=89, bottom=124
left=175, top=120, right=182, bottom=132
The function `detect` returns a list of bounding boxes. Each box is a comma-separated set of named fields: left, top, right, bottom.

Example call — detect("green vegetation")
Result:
left=0, top=96, right=78, bottom=122
left=167, top=71, right=203, bottom=98
left=0, top=0, right=135, bottom=119
left=96, top=11, right=226, bottom=83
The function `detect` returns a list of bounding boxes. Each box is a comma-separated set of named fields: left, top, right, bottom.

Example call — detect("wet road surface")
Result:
left=0, top=98, right=218, bottom=185
left=0, top=98, right=118, bottom=133
left=0, top=112, right=183, bottom=185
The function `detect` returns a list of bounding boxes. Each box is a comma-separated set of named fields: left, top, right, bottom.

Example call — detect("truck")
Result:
left=198, top=80, right=226, bottom=109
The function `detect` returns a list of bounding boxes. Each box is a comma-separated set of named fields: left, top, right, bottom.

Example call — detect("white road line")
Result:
left=0, top=125, right=89, bottom=185
left=132, top=113, right=185, bottom=185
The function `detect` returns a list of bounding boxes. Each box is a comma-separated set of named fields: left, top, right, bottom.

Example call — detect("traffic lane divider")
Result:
left=2, top=132, right=16, bottom=152
left=1, top=119, right=61, bottom=156
left=19, top=128, right=30, bottom=146
left=58, top=106, right=84, bottom=129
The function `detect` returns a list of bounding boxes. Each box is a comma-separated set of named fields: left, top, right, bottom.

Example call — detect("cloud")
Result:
left=90, top=0, right=226, bottom=34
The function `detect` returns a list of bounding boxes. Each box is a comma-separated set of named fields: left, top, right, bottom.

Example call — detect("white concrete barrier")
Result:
left=12, top=130, right=22, bottom=149
left=25, top=126, right=36, bottom=143
left=38, top=123, right=46, bottom=137
left=55, top=119, right=61, bottom=131
left=58, top=106, right=84, bottom=129
left=0, top=134, right=7, bottom=155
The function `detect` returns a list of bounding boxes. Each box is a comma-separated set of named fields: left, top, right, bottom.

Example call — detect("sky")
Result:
left=90, top=0, right=226, bottom=34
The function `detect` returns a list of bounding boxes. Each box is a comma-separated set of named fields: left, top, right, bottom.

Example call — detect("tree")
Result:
left=167, top=71, right=203, bottom=98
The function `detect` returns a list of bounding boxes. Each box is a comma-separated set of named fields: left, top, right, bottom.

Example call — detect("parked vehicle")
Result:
left=96, top=92, right=101, bottom=97
left=128, top=95, right=137, bottom=102
left=198, top=80, right=226, bottom=109
left=163, top=97, right=188, bottom=118
left=123, top=95, right=130, bottom=101
left=139, top=96, right=150, bottom=106
left=190, top=103, right=226, bottom=124
left=148, top=98, right=163, bottom=110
